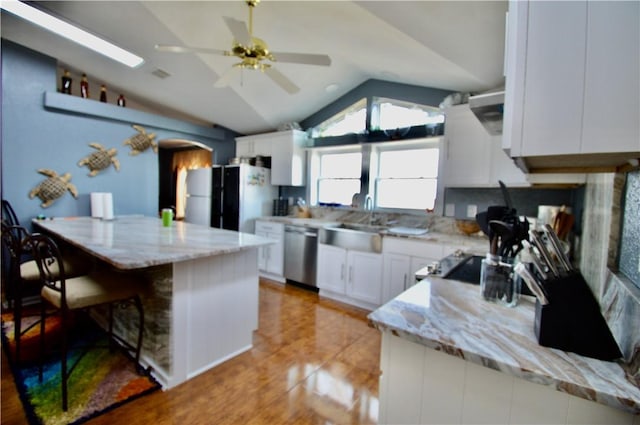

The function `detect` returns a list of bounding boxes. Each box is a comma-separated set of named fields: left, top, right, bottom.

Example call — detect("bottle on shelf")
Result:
left=99, top=85, right=107, bottom=103
left=80, top=74, right=89, bottom=98
left=117, top=94, right=126, bottom=107
left=61, top=70, right=72, bottom=95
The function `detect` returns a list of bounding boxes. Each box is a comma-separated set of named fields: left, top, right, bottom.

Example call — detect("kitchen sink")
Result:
left=319, top=223, right=383, bottom=253
left=328, top=223, right=387, bottom=233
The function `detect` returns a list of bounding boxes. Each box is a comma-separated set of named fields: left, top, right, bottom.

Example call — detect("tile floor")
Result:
left=2, top=279, right=381, bottom=424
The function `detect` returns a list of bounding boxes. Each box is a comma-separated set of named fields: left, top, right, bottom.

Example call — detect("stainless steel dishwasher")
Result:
left=284, top=225, right=318, bottom=288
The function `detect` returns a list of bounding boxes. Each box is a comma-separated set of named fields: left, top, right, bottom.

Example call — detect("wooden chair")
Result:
left=30, top=234, right=145, bottom=412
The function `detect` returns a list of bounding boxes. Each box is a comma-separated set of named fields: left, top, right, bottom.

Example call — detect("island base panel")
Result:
left=92, top=249, right=260, bottom=389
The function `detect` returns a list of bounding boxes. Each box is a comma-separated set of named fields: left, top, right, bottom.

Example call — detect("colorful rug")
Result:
left=2, top=310, right=160, bottom=425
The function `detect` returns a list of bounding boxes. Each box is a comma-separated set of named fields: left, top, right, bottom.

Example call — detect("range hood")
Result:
left=468, top=91, right=504, bottom=136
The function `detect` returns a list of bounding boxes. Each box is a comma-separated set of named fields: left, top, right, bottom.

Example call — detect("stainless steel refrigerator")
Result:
left=184, top=165, right=277, bottom=233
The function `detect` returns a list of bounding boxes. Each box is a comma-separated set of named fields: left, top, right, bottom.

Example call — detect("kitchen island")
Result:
left=33, top=216, right=274, bottom=389
left=368, top=278, right=640, bottom=424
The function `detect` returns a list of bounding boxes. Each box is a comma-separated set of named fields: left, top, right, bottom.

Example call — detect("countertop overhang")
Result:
left=368, top=278, right=640, bottom=414
left=33, top=216, right=274, bottom=270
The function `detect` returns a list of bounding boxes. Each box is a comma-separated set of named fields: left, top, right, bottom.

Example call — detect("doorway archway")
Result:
left=158, top=139, right=213, bottom=220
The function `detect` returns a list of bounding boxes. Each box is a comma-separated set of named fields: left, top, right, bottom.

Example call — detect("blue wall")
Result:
left=1, top=40, right=235, bottom=228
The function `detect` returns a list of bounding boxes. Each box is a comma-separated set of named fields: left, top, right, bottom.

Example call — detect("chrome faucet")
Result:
left=364, top=195, right=373, bottom=211
left=364, top=195, right=375, bottom=226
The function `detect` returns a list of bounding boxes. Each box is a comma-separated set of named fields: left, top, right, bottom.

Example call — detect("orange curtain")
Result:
left=173, top=149, right=212, bottom=219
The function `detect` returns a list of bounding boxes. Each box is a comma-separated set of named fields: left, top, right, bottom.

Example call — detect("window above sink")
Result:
left=309, top=138, right=444, bottom=213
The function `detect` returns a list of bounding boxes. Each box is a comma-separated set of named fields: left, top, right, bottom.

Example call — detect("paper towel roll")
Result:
left=90, top=192, right=104, bottom=218
left=102, top=193, right=114, bottom=220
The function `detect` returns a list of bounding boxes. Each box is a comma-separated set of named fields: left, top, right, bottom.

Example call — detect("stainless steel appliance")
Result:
left=284, top=225, right=318, bottom=288
left=184, top=165, right=277, bottom=233
left=415, top=251, right=481, bottom=284
left=415, top=251, right=533, bottom=296
left=468, top=90, right=504, bottom=135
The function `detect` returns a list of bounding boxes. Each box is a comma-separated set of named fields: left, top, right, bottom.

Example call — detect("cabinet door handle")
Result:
left=349, top=266, right=353, bottom=284
left=403, top=273, right=407, bottom=290
left=341, top=264, right=345, bottom=281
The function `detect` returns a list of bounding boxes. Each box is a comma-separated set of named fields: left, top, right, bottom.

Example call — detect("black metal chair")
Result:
left=30, top=234, right=145, bottom=412
left=1, top=222, right=42, bottom=363
left=2, top=199, right=20, bottom=227
left=1, top=222, right=92, bottom=364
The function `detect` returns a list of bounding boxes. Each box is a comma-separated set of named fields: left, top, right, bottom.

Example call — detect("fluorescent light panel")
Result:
left=1, top=0, right=144, bottom=68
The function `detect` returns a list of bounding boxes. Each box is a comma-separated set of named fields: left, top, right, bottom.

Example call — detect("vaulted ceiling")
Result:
left=1, top=1, right=508, bottom=135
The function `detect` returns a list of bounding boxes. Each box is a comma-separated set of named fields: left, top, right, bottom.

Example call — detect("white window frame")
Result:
left=308, top=138, right=445, bottom=215
left=309, top=145, right=363, bottom=207
left=369, top=138, right=445, bottom=214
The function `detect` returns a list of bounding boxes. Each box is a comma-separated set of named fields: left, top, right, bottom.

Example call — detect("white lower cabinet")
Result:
left=382, top=237, right=445, bottom=304
left=378, top=332, right=635, bottom=424
left=382, top=254, right=436, bottom=303
left=317, top=243, right=383, bottom=310
left=255, top=221, right=285, bottom=282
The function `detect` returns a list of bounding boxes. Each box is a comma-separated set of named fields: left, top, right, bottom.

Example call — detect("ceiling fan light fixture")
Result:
left=157, top=0, right=328, bottom=95
left=1, top=0, right=144, bottom=68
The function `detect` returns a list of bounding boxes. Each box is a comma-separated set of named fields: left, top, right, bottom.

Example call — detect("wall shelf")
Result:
left=43, top=91, right=226, bottom=140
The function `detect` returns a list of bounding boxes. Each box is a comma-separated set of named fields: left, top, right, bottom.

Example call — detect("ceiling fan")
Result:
left=155, top=0, right=331, bottom=94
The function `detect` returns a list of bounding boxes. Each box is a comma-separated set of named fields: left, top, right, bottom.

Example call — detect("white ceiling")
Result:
left=1, top=1, right=508, bottom=135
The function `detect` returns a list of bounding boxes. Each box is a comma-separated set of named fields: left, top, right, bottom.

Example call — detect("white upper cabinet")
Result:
left=582, top=2, right=640, bottom=154
left=236, top=130, right=308, bottom=186
left=235, top=138, right=272, bottom=157
left=503, top=0, right=640, bottom=172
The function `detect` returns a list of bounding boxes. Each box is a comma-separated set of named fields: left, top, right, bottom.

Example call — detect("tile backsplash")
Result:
left=580, top=171, right=639, bottom=374
left=619, top=170, right=640, bottom=286
left=443, top=186, right=584, bottom=229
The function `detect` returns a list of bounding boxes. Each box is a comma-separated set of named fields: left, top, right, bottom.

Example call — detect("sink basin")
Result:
left=320, top=223, right=383, bottom=253
left=328, top=223, right=387, bottom=233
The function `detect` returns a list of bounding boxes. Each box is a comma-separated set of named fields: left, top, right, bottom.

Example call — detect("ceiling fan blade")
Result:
left=271, top=52, right=331, bottom=67
left=223, top=16, right=251, bottom=46
left=155, top=44, right=226, bottom=56
left=214, top=67, right=240, bottom=88
left=264, top=67, right=300, bottom=94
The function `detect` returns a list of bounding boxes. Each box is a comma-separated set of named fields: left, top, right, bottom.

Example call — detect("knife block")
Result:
left=533, top=272, right=622, bottom=361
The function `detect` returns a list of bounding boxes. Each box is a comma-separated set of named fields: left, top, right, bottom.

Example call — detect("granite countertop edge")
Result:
left=368, top=279, right=640, bottom=414
left=259, top=216, right=487, bottom=246
left=33, top=216, right=275, bottom=270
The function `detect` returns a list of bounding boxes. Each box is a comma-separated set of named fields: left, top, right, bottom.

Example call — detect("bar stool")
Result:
left=1, top=223, right=41, bottom=362
left=1, top=223, right=90, bottom=364
left=30, top=234, right=145, bottom=412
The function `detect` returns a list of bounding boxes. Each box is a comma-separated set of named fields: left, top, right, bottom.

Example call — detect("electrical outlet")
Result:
left=445, top=203, right=455, bottom=217
left=466, top=204, right=477, bottom=218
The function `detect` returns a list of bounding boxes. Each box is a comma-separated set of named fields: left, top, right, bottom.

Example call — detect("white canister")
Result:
left=102, top=193, right=114, bottom=220
left=90, top=192, right=104, bottom=218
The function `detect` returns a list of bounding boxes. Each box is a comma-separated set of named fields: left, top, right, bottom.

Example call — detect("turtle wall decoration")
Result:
left=123, top=124, right=158, bottom=155
left=29, top=169, right=78, bottom=208
left=78, top=142, right=120, bottom=176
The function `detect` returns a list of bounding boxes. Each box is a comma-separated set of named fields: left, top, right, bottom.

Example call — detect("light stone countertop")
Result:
left=368, top=278, right=640, bottom=414
left=33, top=216, right=274, bottom=270
left=259, top=215, right=489, bottom=252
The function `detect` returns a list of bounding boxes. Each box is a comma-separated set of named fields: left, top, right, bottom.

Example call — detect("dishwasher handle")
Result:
left=285, top=225, right=317, bottom=238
